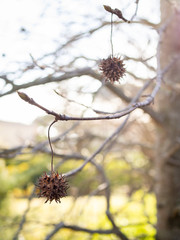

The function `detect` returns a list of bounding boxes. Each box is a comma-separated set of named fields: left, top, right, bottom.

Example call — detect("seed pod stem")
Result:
left=48, top=119, right=57, bottom=173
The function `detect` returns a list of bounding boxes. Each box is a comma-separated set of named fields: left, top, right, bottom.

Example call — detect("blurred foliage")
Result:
left=0, top=148, right=156, bottom=240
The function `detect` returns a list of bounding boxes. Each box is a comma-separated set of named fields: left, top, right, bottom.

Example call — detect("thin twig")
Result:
left=32, top=122, right=79, bottom=152
left=64, top=115, right=129, bottom=177
left=132, top=24, right=165, bottom=108
left=45, top=222, right=118, bottom=240
left=17, top=91, right=139, bottom=121
left=131, top=0, right=140, bottom=21
left=106, top=210, right=129, bottom=240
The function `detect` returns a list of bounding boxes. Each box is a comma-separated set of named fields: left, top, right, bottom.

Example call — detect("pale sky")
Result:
left=0, top=0, right=160, bottom=124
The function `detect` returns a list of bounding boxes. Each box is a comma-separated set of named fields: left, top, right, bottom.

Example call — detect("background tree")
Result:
left=155, top=1, right=180, bottom=239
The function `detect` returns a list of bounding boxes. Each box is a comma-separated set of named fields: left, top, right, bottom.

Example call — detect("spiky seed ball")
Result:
left=99, top=56, right=126, bottom=83
left=36, top=172, right=69, bottom=203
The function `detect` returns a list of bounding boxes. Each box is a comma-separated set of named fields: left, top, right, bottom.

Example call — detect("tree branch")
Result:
left=12, top=188, right=35, bottom=240
left=45, top=221, right=122, bottom=240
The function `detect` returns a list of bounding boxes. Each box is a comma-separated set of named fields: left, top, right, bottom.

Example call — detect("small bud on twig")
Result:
left=17, top=91, right=31, bottom=103
left=103, top=5, right=112, bottom=13
left=103, top=5, right=130, bottom=23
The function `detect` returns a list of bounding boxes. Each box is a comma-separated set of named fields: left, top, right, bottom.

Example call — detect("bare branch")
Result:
left=1, top=68, right=97, bottom=97
left=17, top=90, right=138, bottom=121
left=45, top=222, right=117, bottom=240
left=106, top=210, right=129, bottom=240
left=133, top=23, right=165, bottom=108
left=0, top=146, right=25, bottom=159
left=64, top=116, right=129, bottom=177
left=130, top=0, right=140, bottom=21
left=13, top=188, right=35, bottom=240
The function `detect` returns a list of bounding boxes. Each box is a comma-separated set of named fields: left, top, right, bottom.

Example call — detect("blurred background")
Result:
left=0, top=0, right=162, bottom=239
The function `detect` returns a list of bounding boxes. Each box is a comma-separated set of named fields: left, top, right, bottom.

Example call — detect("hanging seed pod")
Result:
left=35, top=120, right=69, bottom=204
left=36, top=172, right=69, bottom=203
left=99, top=56, right=126, bottom=83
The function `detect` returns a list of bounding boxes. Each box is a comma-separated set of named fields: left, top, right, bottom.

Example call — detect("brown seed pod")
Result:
left=99, top=56, right=126, bottom=83
left=36, top=172, right=69, bottom=203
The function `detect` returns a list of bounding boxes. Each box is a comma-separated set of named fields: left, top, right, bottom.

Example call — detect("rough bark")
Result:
left=155, top=1, right=180, bottom=239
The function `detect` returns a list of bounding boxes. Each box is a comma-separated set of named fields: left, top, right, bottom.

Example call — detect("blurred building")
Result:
left=0, top=121, right=37, bottom=148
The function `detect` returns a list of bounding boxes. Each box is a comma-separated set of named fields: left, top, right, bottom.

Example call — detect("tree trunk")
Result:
left=155, top=1, right=180, bottom=239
